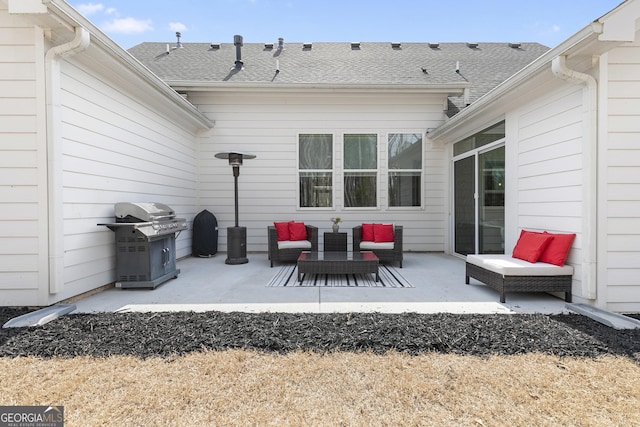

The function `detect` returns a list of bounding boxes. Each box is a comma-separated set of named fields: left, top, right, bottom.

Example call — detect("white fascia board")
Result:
left=166, top=81, right=470, bottom=96
left=41, top=0, right=213, bottom=130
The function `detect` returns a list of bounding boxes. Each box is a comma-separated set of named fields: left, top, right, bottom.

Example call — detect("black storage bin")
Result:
left=192, top=210, right=218, bottom=257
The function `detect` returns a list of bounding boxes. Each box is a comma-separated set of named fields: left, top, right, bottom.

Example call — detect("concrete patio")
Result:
left=71, top=253, right=570, bottom=314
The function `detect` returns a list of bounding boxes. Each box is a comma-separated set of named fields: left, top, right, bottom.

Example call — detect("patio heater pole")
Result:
left=233, top=162, right=239, bottom=227
left=214, top=151, right=256, bottom=265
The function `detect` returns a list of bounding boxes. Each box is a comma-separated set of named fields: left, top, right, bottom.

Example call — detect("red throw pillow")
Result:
left=374, top=223, right=394, bottom=243
left=512, top=230, right=554, bottom=263
left=539, top=232, right=576, bottom=266
left=361, top=223, right=375, bottom=242
left=274, top=222, right=291, bottom=241
left=289, top=222, right=307, bottom=241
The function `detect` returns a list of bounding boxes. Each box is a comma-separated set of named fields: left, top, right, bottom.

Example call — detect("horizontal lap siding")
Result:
left=517, top=85, right=583, bottom=230
left=193, top=92, right=446, bottom=252
left=59, top=60, right=198, bottom=301
left=604, top=42, right=640, bottom=311
left=514, top=85, right=584, bottom=293
left=0, top=6, right=43, bottom=304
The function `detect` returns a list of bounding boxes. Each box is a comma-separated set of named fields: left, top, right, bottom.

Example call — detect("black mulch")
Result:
left=1, top=308, right=639, bottom=361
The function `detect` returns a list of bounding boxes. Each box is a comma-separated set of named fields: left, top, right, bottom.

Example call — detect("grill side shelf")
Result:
left=97, top=222, right=153, bottom=232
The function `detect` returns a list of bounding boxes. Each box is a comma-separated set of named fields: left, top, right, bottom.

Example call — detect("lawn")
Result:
left=1, top=309, right=640, bottom=426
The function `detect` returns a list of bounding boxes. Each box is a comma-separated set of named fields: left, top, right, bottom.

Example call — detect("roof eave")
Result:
left=37, top=0, right=214, bottom=130
left=428, top=24, right=603, bottom=141
left=429, top=0, right=637, bottom=142
left=167, top=81, right=470, bottom=95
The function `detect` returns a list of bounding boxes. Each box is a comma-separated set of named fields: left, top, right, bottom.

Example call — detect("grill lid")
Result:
left=115, top=202, right=175, bottom=222
left=99, top=202, right=187, bottom=238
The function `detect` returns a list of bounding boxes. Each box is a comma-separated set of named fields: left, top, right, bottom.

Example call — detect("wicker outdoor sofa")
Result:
left=268, top=224, right=318, bottom=267
left=465, top=254, right=573, bottom=303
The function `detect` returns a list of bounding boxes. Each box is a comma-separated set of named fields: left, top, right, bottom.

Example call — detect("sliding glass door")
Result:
left=453, top=145, right=505, bottom=256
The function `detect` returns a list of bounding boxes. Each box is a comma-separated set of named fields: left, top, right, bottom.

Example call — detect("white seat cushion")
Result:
left=277, top=240, right=312, bottom=250
left=360, top=241, right=394, bottom=250
left=466, top=254, right=573, bottom=276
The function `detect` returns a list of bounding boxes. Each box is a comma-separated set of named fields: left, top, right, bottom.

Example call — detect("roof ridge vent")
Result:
left=467, top=42, right=479, bottom=49
left=351, top=42, right=361, bottom=50
left=264, top=43, right=274, bottom=50
left=391, top=42, right=401, bottom=49
left=210, top=43, right=221, bottom=50
left=509, top=42, right=522, bottom=49
left=303, top=42, right=312, bottom=50
left=428, top=42, right=440, bottom=49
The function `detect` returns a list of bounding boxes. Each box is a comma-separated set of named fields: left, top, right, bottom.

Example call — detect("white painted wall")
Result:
left=58, top=56, right=200, bottom=304
left=0, top=4, right=46, bottom=305
left=601, top=40, right=640, bottom=312
left=508, top=83, right=586, bottom=299
left=191, top=91, right=449, bottom=253
left=0, top=3, right=206, bottom=305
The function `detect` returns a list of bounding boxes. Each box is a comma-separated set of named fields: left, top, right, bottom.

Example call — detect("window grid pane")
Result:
left=389, top=172, right=421, bottom=207
left=389, top=133, right=422, bottom=170
left=299, top=134, right=332, bottom=169
left=344, top=134, right=377, bottom=169
left=300, top=172, right=332, bottom=208
left=344, top=172, right=377, bottom=207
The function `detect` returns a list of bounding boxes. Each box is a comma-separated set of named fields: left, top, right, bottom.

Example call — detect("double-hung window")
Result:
left=299, top=134, right=333, bottom=208
left=388, top=133, right=422, bottom=207
left=344, top=134, right=377, bottom=208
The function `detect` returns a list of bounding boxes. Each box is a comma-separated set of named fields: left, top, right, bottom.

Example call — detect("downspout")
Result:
left=551, top=55, right=597, bottom=300
left=45, top=27, right=90, bottom=294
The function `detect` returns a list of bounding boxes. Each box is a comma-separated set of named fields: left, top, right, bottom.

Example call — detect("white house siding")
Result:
left=58, top=55, right=200, bottom=304
left=508, top=81, right=586, bottom=299
left=602, top=40, right=640, bottom=312
left=1, top=2, right=204, bottom=305
left=0, top=5, right=46, bottom=305
left=191, top=91, right=448, bottom=253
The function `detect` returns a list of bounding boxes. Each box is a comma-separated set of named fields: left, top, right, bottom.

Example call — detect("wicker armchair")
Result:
left=352, top=225, right=403, bottom=268
left=268, top=225, right=318, bottom=267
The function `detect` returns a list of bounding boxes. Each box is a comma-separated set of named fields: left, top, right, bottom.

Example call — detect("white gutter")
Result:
left=551, top=55, right=597, bottom=300
left=45, top=27, right=90, bottom=294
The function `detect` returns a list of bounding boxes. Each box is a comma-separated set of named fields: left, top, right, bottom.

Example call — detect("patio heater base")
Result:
left=226, top=226, right=248, bottom=264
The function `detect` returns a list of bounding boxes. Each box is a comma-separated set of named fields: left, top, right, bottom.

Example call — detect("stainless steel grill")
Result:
left=99, top=202, right=188, bottom=289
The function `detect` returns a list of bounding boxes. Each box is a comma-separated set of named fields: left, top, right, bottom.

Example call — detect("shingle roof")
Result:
left=128, top=41, right=549, bottom=113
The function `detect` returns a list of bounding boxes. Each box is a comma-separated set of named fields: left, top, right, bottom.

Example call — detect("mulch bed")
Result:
left=1, top=308, right=639, bottom=361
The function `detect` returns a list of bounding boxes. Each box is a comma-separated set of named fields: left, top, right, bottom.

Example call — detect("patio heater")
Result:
left=215, top=151, right=256, bottom=264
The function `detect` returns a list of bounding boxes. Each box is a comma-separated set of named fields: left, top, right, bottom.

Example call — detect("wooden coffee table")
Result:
left=297, top=251, right=379, bottom=282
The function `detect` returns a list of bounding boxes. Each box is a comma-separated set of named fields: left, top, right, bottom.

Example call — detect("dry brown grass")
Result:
left=1, top=351, right=640, bottom=426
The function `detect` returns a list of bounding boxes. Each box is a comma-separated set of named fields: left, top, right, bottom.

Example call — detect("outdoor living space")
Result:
left=70, top=252, right=569, bottom=314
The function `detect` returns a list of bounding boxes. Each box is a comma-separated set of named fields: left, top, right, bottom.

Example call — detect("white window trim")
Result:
left=386, top=131, right=424, bottom=209
left=296, top=132, right=335, bottom=210
left=342, top=132, right=380, bottom=210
